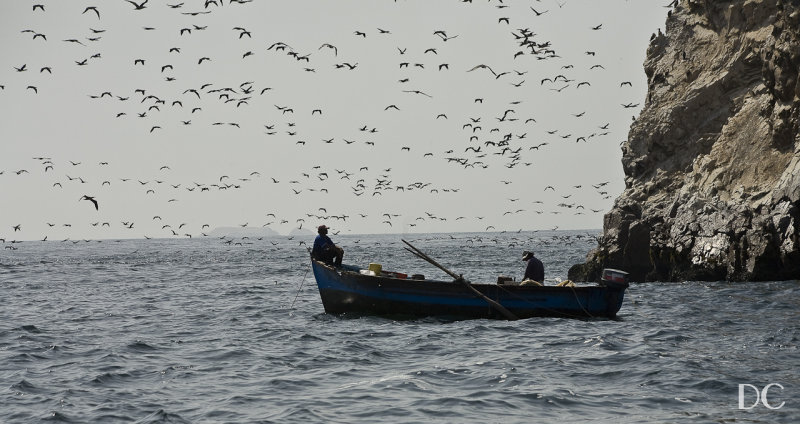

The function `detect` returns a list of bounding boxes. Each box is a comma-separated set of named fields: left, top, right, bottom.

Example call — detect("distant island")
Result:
left=206, top=226, right=314, bottom=238
left=288, top=227, right=314, bottom=236
left=207, top=226, right=280, bottom=238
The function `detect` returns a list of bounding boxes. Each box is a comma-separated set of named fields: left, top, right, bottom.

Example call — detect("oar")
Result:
left=401, top=239, right=518, bottom=320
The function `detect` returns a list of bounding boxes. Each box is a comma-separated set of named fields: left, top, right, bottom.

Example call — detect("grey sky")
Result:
left=1, top=0, right=667, bottom=241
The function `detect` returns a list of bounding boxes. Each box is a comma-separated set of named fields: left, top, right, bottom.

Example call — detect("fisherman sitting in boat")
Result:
left=311, top=225, right=343, bottom=267
left=521, top=250, right=544, bottom=286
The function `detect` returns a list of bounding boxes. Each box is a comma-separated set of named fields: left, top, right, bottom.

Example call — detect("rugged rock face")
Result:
left=571, top=0, right=800, bottom=282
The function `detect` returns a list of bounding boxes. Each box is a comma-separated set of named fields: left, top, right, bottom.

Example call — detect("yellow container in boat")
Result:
left=368, top=263, right=382, bottom=275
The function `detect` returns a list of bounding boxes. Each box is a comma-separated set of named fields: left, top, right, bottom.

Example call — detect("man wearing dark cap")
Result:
left=311, top=225, right=343, bottom=267
left=522, top=250, right=544, bottom=284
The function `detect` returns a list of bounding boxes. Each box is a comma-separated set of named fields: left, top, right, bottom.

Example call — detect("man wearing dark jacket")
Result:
left=522, top=250, right=544, bottom=283
left=311, top=225, right=343, bottom=266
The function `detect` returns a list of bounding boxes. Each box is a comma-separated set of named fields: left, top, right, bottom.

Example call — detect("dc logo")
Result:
left=738, top=383, right=785, bottom=410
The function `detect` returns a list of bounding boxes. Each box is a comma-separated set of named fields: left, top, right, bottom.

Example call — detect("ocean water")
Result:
left=1, top=231, right=797, bottom=423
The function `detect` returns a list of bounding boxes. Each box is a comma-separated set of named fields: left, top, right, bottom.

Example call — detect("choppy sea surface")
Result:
left=2, top=231, right=798, bottom=423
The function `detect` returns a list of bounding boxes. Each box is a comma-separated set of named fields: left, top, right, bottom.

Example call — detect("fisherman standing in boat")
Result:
left=311, top=225, right=343, bottom=267
left=521, top=250, right=544, bottom=285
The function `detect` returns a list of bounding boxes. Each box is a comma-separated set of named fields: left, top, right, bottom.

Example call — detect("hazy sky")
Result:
left=0, top=0, right=668, bottom=241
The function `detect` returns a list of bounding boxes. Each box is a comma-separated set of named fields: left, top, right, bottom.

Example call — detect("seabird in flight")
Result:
left=126, top=0, right=148, bottom=10
left=83, top=6, right=100, bottom=19
left=80, top=195, right=99, bottom=210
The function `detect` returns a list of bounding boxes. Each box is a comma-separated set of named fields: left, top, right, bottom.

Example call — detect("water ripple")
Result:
left=2, top=235, right=798, bottom=423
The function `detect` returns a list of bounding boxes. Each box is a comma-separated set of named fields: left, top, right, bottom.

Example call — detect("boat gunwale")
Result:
left=312, top=259, right=623, bottom=292
left=311, top=259, right=628, bottom=319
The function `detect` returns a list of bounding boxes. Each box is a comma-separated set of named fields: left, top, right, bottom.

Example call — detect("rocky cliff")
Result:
left=570, top=0, right=800, bottom=282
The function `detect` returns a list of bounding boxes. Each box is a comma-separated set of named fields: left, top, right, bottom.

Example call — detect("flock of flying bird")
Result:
left=1, top=0, right=660, bottom=244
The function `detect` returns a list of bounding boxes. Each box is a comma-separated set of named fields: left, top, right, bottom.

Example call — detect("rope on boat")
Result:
left=568, top=284, right=594, bottom=318
left=492, top=282, right=595, bottom=319
left=493, top=284, right=579, bottom=319
left=289, top=267, right=311, bottom=312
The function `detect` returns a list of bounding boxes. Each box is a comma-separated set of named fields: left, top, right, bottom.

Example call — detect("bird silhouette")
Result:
left=467, top=64, right=499, bottom=77
left=80, top=195, right=99, bottom=210
left=83, top=6, right=100, bottom=19
left=433, top=30, right=458, bottom=41
left=403, top=89, right=432, bottom=98
left=126, top=0, right=148, bottom=10
left=319, top=43, right=338, bottom=56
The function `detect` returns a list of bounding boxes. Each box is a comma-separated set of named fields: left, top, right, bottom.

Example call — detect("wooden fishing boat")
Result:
left=310, top=257, right=630, bottom=320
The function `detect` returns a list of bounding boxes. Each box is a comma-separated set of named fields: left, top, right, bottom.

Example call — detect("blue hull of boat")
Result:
left=311, top=260, right=628, bottom=320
